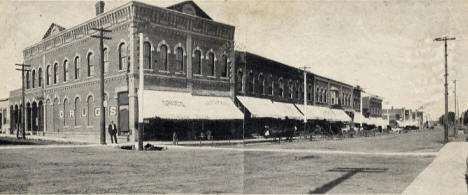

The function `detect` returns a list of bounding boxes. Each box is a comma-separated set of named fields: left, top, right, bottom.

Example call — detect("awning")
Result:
left=329, top=109, right=352, bottom=122
left=237, top=96, right=283, bottom=119
left=272, top=101, right=304, bottom=120
left=296, top=105, right=327, bottom=120
left=143, top=90, right=243, bottom=120
left=353, top=112, right=368, bottom=124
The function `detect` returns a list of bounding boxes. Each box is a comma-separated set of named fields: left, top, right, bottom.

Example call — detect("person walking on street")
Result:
left=108, top=121, right=118, bottom=144
left=172, top=131, right=178, bottom=145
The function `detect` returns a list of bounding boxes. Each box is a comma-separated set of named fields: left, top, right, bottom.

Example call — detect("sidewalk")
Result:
left=403, top=142, right=468, bottom=195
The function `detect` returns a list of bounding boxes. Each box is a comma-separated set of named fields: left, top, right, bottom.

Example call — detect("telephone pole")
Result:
left=453, top=79, right=457, bottom=137
left=91, top=27, right=112, bottom=145
left=299, top=66, right=312, bottom=132
left=15, top=63, right=31, bottom=139
left=434, top=36, right=456, bottom=143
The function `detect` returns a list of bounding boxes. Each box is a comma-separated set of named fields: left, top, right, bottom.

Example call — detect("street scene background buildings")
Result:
left=1, top=0, right=467, bottom=125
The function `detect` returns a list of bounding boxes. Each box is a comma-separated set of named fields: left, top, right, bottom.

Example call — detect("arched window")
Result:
left=193, top=50, right=201, bottom=75
left=221, top=55, right=228, bottom=78
left=259, top=74, right=265, bottom=95
left=118, top=43, right=127, bottom=71
left=176, top=47, right=184, bottom=72
left=324, top=89, right=328, bottom=103
left=247, top=71, right=254, bottom=93
left=270, top=76, right=275, bottom=96
left=237, top=69, right=243, bottom=92
left=32, top=70, right=36, bottom=88
left=103, top=48, right=109, bottom=73
left=38, top=68, right=42, bottom=87
left=63, top=60, right=69, bottom=82
left=87, top=96, right=93, bottom=126
left=289, top=80, right=293, bottom=99
left=160, top=45, right=168, bottom=71
left=26, top=71, right=30, bottom=89
left=267, top=75, right=273, bottom=95
left=53, top=63, right=59, bottom=84
left=208, top=52, right=215, bottom=76
left=74, top=56, right=80, bottom=79
left=46, top=65, right=51, bottom=85
left=74, top=97, right=80, bottom=126
left=251, top=73, right=256, bottom=93
left=279, top=79, right=284, bottom=97
left=144, top=42, right=151, bottom=69
left=63, top=98, right=68, bottom=126
left=295, top=81, right=299, bottom=99
left=307, top=84, right=312, bottom=101
left=87, top=52, right=94, bottom=77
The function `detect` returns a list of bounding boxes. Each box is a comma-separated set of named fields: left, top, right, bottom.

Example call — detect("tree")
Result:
left=464, top=110, right=468, bottom=125
left=438, top=112, right=455, bottom=126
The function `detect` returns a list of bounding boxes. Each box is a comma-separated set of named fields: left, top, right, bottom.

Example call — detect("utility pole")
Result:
left=15, top=64, right=31, bottom=139
left=299, top=66, right=311, bottom=126
left=434, top=36, right=456, bottom=143
left=91, top=27, right=112, bottom=145
left=137, top=33, right=144, bottom=150
left=453, top=79, right=457, bottom=137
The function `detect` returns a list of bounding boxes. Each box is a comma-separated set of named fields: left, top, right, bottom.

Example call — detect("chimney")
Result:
left=95, top=1, right=105, bottom=16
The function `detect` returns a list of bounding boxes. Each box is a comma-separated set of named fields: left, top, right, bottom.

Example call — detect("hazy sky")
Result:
left=1, top=0, right=467, bottom=120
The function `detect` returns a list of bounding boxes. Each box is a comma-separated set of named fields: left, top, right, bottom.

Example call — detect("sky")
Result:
left=0, top=0, right=467, bottom=121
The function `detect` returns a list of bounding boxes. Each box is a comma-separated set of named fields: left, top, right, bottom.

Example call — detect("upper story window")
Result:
left=87, top=52, right=95, bottom=77
left=193, top=50, right=202, bottom=75
left=247, top=71, right=254, bottom=93
left=118, top=43, right=127, bottom=71
left=31, top=69, right=36, bottom=88
left=103, top=48, right=109, bottom=73
left=160, top=45, right=168, bottom=71
left=143, top=42, right=152, bottom=70
left=259, top=74, right=265, bottom=95
left=221, top=55, right=228, bottom=78
left=268, top=75, right=273, bottom=96
left=38, top=68, right=42, bottom=87
left=46, top=65, right=51, bottom=85
left=288, top=80, right=293, bottom=99
left=63, top=60, right=69, bottom=82
left=279, top=78, right=284, bottom=97
left=53, top=63, right=59, bottom=84
left=208, top=52, right=215, bottom=76
left=74, top=56, right=80, bottom=79
left=307, top=84, right=312, bottom=101
left=237, top=69, right=243, bottom=92
left=175, top=47, right=184, bottom=73
left=26, top=71, right=30, bottom=89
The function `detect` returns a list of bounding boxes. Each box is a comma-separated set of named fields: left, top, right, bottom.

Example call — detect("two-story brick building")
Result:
left=9, top=1, right=243, bottom=142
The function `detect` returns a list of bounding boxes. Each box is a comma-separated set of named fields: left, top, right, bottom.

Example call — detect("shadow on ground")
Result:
left=309, top=167, right=388, bottom=194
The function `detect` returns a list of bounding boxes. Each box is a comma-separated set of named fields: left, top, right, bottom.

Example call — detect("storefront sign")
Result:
left=59, top=111, right=64, bottom=119
left=69, top=110, right=74, bottom=118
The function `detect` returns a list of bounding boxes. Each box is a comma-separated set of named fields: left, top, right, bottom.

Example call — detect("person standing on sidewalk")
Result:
left=108, top=121, right=118, bottom=144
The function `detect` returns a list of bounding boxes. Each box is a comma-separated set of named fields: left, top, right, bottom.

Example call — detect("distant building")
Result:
left=0, top=98, right=9, bottom=133
left=362, top=96, right=382, bottom=118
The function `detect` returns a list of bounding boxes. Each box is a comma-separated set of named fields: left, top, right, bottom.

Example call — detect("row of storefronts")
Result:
left=3, top=1, right=388, bottom=142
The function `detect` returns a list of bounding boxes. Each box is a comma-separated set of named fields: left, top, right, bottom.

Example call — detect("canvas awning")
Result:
left=237, top=96, right=283, bottom=119
left=296, top=105, right=327, bottom=120
left=353, top=112, right=368, bottom=124
left=272, top=101, right=304, bottom=120
left=330, top=109, right=352, bottom=122
left=143, top=90, right=243, bottom=120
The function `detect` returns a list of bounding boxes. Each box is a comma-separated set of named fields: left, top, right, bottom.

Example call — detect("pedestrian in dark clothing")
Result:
left=172, top=131, right=178, bottom=145
left=108, top=121, right=118, bottom=144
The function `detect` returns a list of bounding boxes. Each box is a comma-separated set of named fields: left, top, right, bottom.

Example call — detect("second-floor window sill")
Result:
left=158, top=70, right=170, bottom=74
